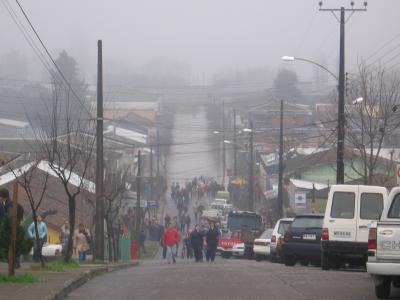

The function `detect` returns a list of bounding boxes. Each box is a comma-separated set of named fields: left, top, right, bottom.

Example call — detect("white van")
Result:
left=321, top=185, right=388, bottom=270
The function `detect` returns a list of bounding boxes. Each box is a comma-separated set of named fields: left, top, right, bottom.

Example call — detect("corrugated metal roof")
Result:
left=0, top=118, right=29, bottom=128
left=290, top=178, right=328, bottom=191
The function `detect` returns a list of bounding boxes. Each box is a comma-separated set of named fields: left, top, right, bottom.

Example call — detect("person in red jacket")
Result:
left=162, top=223, right=180, bottom=264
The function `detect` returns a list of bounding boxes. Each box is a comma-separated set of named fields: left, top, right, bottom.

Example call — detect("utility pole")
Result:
left=233, top=108, right=237, bottom=178
left=222, top=101, right=226, bottom=186
left=277, top=100, right=284, bottom=219
left=319, top=2, right=367, bottom=184
left=150, top=145, right=153, bottom=201
left=248, top=115, right=254, bottom=212
left=156, top=130, right=160, bottom=176
left=8, top=182, right=18, bottom=276
left=95, top=39, right=104, bottom=261
left=136, top=150, right=141, bottom=259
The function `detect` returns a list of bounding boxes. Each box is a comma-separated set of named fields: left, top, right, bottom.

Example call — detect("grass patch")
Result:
left=139, top=241, right=159, bottom=260
left=47, top=258, right=80, bottom=272
left=0, top=272, right=38, bottom=284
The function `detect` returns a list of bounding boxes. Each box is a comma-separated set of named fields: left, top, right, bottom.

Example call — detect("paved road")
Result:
left=67, top=257, right=396, bottom=300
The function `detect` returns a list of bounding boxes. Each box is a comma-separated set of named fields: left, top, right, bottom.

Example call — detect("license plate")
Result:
left=302, top=234, right=316, bottom=240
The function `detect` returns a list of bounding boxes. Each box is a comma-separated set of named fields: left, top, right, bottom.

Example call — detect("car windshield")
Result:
left=277, top=221, right=292, bottom=235
left=228, top=214, right=262, bottom=231
left=291, top=216, right=323, bottom=228
left=259, top=229, right=273, bottom=239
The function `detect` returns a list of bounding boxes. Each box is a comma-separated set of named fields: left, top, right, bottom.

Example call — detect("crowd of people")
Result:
left=161, top=220, right=221, bottom=264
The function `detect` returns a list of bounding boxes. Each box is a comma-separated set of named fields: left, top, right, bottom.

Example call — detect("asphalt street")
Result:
left=67, top=257, right=396, bottom=300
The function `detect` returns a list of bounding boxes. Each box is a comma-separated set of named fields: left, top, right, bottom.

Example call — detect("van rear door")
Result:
left=327, top=186, right=358, bottom=241
left=356, top=186, right=386, bottom=243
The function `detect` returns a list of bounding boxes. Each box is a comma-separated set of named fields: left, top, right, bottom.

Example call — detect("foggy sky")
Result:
left=1, top=0, right=400, bottom=84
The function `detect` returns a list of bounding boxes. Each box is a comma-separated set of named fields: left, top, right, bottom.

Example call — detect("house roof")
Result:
left=104, top=125, right=147, bottom=145
left=0, top=118, right=29, bottom=128
left=290, top=178, right=328, bottom=191
left=0, top=160, right=95, bottom=193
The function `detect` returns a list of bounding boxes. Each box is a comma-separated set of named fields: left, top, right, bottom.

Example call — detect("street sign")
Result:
left=295, top=192, right=307, bottom=208
left=397, top=164, right=400, bottom=185
left=140, top=200, right=148, bottom=208
left=148, top=200, right=157, bottom=208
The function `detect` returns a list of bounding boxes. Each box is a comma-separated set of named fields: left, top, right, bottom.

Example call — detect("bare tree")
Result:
left=9, top=159, right=49, bottom=267
left=33, top=84, right=95, bottom=263
left=104, top=166, right=129, bottom=262
left=346, top=64, right=400, bottom=185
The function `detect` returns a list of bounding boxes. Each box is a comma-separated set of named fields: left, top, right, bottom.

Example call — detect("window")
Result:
left=388, top=194, right=400, bottom=219
left=259, top=229, right=273, bottom=239
left=360, top=193, right=384, bottom=220
left=331, top=192, right=355, bottom=219
left=278, top=221, right=291, bottom=235
left=291, top=217, right=324, bottom=228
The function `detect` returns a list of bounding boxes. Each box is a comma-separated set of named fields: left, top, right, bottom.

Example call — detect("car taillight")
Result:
left=368, top=227, right=377, bottom=250
left=271, top=235, right=276, bottom=243
left=322, top=228, right=329, bottom=241
left=284, top=230, right=292, bottom=242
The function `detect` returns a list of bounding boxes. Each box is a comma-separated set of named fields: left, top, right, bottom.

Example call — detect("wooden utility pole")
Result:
left=136, top=151, right=141, bottom=259
left=8, top=182, right=18, bottom=276
left=319, top=2, right=367, bottom=183
left=277, top=100, right=284, bottom=219
left=233, top=108, right=237, bottom=178
left=222, top=101, right=226, bottom=186
left=248, top=115, right=254, bottom=212
left=95, top=40, right=104, bottom=261
left=150, top=145, right=154, bottom=217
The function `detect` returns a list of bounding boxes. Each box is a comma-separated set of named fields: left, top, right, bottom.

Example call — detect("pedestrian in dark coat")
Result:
left=190, top=224, right=204, bottom=262
left=206, top=221, right=220, bottom=262
left=0, top=188, right=12, bottom=221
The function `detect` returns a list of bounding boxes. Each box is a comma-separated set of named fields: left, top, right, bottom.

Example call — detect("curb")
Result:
left=47, top=261, right=139, bottom=300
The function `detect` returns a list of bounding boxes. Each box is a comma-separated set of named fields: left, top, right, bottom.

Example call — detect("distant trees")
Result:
left=346, top=64, right=400, bottom=184
left=273, top=69, right=302, bottom=101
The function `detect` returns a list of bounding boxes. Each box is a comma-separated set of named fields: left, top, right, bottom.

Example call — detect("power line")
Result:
left=12, top=0, right=92, bottom=116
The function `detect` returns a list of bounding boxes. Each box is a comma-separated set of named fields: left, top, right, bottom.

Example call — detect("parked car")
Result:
left=282, top=214, right=324, bottom=267
left=232, top=242, right=245, bottom=257
left=270, top=218, right=293, bottom=262
left=321, top=185, right=388, bottom=270
left=30, top=243, right=62, bottom=259
left=253, top=228, right=273, bottom=261
left=367, top=187, right=400, bottom=298
left=217, top=230, right=241, bottom=258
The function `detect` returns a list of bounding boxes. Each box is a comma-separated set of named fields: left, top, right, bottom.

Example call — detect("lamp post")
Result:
left=282, top=55, right=345, bottom=184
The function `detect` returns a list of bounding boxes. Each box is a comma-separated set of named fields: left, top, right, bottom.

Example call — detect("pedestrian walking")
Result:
left=162, top=223, right=180, bottom=264
left=206, top=221, right=219, bottom=262
left=139, top=228, right=146, bottom=254
left=0, top=188, right=12, bottom=221
left=184, top=229, right=193, bottom=259
left=190, top=224, right=204, bottom=262
left=185, top=214, right=191, bottom=232
left=164, top=214, right=171, bottom=227
left=27, top=214, right=47, bottom=262
left=59, top=220, right=70, bottom=255
left=73, top=223, right=91, bottom=263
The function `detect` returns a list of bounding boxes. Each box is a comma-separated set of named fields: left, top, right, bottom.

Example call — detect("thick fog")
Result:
left=1, top=0, right=400, bottom=84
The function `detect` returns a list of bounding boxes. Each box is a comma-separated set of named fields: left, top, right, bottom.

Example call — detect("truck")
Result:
left=217, top=211, right=262, bottom=259
left=367, top=186, right=400, bottom=298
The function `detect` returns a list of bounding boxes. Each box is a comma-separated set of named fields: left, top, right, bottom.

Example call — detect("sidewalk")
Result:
left=0, top=261, right=138, bottom=300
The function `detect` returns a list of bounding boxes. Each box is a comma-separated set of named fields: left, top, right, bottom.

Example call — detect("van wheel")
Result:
left=284, top=255, right=296, bottom=267
left=375, top=276, right=391, bottom=299
left=321, top=251, right=330, bottom=270
left=221, top=252, right=231, bottom=259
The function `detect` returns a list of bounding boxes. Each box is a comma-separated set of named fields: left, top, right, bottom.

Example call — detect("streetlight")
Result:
left=281, top=56, right=338, bottom=81
left=282, top=55, right=345, bottom=184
